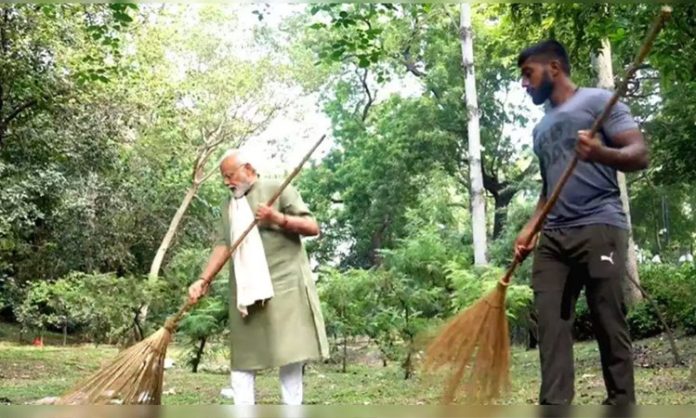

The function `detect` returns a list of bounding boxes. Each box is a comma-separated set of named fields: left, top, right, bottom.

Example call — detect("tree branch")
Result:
left=1, top=7, right=9, bottom=57
left=201, top=164, right=220, bottom=184
left=441, top=3, right=461, bottom=33
left=0, top=97, right=40, bottom=148
left=2, top=98, right=38, bottom=127
left=204, top=115, right=228, bottom=147
left=358, top=68, right=374, bottom=122
left=401, top=46, right=426, bottom=77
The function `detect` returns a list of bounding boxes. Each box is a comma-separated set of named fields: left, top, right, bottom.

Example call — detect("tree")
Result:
left=177, top=286, right=228, bottom=373
left=0, top=3, right=137, bottom=148
left=317, top=268, right=372, bottom=372
left=302, top=4, right=538, bottom=268
left=123, top=5, right=292, bottom=281
left=0, top=3, right=139, bottom=290
left=459, top=3, right=487, bottom=265
left=592, top=36, right=642, bottom=303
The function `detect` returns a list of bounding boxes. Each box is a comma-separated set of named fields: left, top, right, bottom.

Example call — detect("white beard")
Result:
left=232, top=180, right=252, bottom=199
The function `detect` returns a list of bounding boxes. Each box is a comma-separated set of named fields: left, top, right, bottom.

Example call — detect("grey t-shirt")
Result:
left=532, top=87, right=639, bottom=230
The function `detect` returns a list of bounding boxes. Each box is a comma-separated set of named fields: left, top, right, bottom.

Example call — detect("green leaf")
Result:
left=330, top=49, right=345, bottom=60
left=114, top=12, right=133, bottom=24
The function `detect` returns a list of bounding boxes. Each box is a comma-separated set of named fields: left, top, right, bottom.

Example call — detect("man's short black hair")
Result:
left=517, top=40, right=571, bottom=75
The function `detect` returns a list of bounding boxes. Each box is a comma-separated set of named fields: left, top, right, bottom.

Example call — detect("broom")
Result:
left=55, top=134, right=327, bottom=405
left=422, top=6, right=672, bottom=404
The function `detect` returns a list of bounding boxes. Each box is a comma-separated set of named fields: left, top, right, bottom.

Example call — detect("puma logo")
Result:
left=601, top=252, right=614, bottom=265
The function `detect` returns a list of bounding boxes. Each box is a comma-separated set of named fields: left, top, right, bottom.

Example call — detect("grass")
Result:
left=0, top=323, right=694, bottom=405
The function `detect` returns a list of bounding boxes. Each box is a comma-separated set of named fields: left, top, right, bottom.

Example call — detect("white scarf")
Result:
left=229, top=195, right=274, bottom=318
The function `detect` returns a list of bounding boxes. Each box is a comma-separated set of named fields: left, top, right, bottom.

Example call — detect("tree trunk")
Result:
left=368, top=216, right=390, bottom=267
left=62, top=317, right=67, bottom=346
left=593, top=37, right=642, bottom=304
left=192, top=336, right=207, bottom=373
left=492, top=189, right=516, bottom=239
left=342, top=334, right=347, bottom=373
left=132, top=307, right=144, bottom=342
left=149, top=184, right=200, bottom=281
left=402, top=351, right=412, bottom=380
left=139, top=184, right=201, bottom=325
left=618, top=172, right=642, bottom=303
left=459, top=4, right=487, bottom=265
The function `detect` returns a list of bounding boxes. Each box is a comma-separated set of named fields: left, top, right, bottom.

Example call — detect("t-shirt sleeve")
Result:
left=600, top=91, right=639, bottom=140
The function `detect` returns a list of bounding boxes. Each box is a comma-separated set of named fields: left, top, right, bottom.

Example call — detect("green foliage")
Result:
left=626, top=301, right=661, bottom=340
left=308, top=3, right=398, bottom=82
left=300, top=112, right=460, bottom=268
left=573, top=263, right=696, bottom=341
left=13, top=272, right=174, bottom=345
left=1, top=3, right=695, bottom=367
left=1, top=4, right=288, bottom=300
left=488, top=197, right=538, bottom=284
left=572, top=297, right=594, bottom=341
left=164, top=245, right=229, bottom=372
left=302, top=3, right=544, bottom=268
left=638, top=263, right=696, bottom=335
left=318, top=268, right=372, bottom=339
left=317, top=268, right=374, bottom=369
left=177, top=280, right=229, bottom=373
left=630, top=182, right=696, bottom=261
left=446, top=262, right=533, bottom=327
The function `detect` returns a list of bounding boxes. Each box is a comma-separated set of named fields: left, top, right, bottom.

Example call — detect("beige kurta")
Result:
left=217, top=177, right=330, bottom=370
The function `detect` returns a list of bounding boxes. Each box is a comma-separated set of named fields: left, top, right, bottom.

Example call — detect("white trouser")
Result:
left=230, top=362, right=304, bottom=405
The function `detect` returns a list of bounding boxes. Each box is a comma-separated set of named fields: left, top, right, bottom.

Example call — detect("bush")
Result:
left=447, top=262, right=534, bottom=328
left=177, top=284, right=229, bottom=373
left=14, top=272, right=176, bottom=345
left=572, top=296, right=594, bottom=341
left=637, top=263, right=696, bottom=335
left=571, top=263, right=696, bottom=341
left=488, top=199, right=537, bottom=286
left=626, top=301, right=661, bottom=339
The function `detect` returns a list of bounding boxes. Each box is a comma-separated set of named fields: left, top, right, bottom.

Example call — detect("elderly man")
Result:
left=188, top=149, right=329, bottom=405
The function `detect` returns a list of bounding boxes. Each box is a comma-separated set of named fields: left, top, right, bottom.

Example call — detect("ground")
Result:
left=0, top=323, right=694, bottom=405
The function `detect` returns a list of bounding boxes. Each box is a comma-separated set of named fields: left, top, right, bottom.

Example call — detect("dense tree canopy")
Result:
left=1, top=4, right=694, bottom=370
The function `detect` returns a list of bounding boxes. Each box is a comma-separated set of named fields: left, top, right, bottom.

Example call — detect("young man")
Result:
left=515, top=40, right=648, bottom=405
left=188, top=149, right=329, bottom=405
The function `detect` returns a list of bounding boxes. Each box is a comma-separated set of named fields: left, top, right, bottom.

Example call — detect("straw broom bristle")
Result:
left=55, top=326, right=173, bottom=405
left=422, top=282, right=511, bottom=404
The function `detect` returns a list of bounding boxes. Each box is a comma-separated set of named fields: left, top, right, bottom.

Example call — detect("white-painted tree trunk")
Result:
left=460, top=3, right=487, bottom=265
left=593, top=37, right=642, bottom=304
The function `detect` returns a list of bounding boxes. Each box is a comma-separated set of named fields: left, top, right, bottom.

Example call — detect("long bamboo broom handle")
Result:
left=163, top=134, right=328, bottom=331
left=500, top=6, right=672, bottom=287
